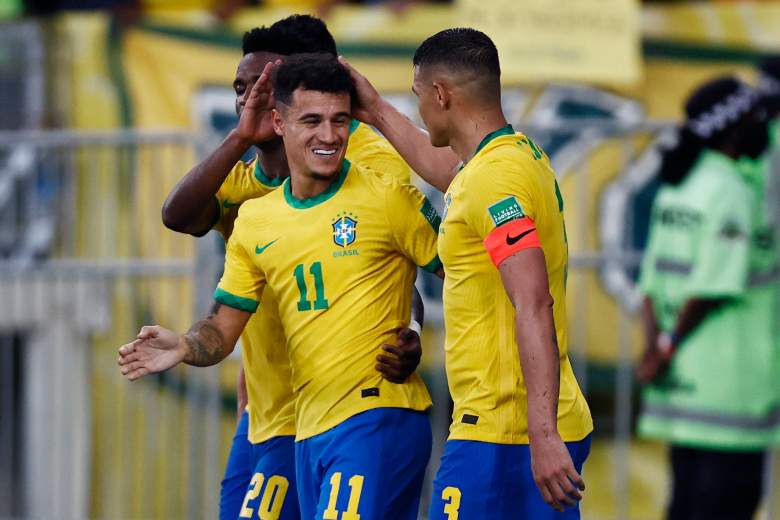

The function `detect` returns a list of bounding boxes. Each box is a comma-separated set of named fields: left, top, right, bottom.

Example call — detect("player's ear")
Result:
left=432, top=81, right=449, bottom=110
left=272, top=108, right=284, bottom=137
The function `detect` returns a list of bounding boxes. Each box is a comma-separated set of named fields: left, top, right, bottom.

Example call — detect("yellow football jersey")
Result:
left=216, top=160, right=438, bottom=441
left=213, top=159, right=294, bottom=444
left=438, top=125, right=592, bottom=444
left=211, top=122, right=412, bottom=444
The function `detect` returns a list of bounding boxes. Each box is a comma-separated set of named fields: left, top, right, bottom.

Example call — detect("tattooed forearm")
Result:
left=182, top=318, right=227, bottom=366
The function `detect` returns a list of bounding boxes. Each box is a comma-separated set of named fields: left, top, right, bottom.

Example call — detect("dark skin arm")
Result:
left=376, top=269, right=443, bottom=382
left=636, top=296, right=661, bottom=384
left=376, top=285, right=425, bottom=383
left=672, top=298, right=728, bottom=340
left=499, top=249, right=584, bottom=512
left=161, top=61, right=277, bottom=237
left=637, top=296, right=728, bottom=383
left=118, top=304, right=251, bottom=381
left=162, top=131, right=253, bottom=236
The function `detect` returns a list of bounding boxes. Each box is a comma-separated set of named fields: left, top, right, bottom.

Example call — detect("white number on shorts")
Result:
left=323, top=472, right=365, bottom=520
left=239, top=472, right=290, bottom=520
left=442, top=486, right=462, bottom=519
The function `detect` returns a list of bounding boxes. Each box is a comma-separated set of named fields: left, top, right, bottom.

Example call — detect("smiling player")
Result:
left=160, top=16, right=425, bottom=520
left=120, top=54, right=443, bottom=519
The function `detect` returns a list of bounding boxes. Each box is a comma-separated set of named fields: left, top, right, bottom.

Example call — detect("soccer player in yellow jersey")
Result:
left=120, top=54, right=443, bottom=519
left=160, top=16, right=424, bottom=520
left=343, top=28, right=593, bottom=518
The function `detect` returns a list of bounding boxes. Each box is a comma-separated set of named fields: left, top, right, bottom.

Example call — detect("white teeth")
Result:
left=313, top=149, right=336, bottom=156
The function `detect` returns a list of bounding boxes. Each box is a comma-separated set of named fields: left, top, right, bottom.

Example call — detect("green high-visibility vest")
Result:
left=638, top=149, right=780, bottom=450
left=0, top=0, right=22, bottom=19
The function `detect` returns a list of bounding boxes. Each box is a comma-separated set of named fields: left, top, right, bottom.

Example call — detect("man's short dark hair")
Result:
left=273, top=54, right=354, bottom=106
left=413, top=28, right=500, bottom=79
left=242, top=15, right=338, bottom=57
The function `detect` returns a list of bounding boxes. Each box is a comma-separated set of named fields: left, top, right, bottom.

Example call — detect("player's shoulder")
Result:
left=234, top=185, right=283, bottom=227
left=348, top=161, right=425, bottom=214
left=471, top=132, right=544, bottom=171
left=357, top=160, right=420, bottom=193
left=346, top=122, right=411, bottom=182
left=348, top=160, right=396, bottom=190
left=347, top=121, right=385, bottom=149
left=463, top=134, right=548, bottom=191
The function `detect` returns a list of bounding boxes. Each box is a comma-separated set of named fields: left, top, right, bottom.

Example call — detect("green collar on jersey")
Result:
left=254, top=158, right=285, bottom=188
left=459, top=124, right=515, bottom=172
left=474, top=124, right=515, bottom=157
left=283, top=159, right=351, bottom=209
left=349, top=119, right=360, bottom=135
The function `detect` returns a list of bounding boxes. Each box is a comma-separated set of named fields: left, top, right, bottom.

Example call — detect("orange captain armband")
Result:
left=483, top=216, right=541, bottom=267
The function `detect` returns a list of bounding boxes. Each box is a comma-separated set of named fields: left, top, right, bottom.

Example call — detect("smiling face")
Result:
left=272, top=88, right=351, bottom=180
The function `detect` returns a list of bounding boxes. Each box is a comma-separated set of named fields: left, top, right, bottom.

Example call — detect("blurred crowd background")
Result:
left=0, top=1, right=778, bottom=519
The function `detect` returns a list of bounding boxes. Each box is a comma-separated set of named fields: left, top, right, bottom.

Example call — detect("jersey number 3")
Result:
left=442, top=486, right=461, bottom=519
left=293, top=262, right=329, bottom=311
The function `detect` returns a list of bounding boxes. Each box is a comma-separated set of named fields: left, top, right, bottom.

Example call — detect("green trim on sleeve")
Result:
left=420, top=255, right=443, bottom=273
left=420, top=197, right=441, bottom=232
left=214, top=288, right=259, bottom=313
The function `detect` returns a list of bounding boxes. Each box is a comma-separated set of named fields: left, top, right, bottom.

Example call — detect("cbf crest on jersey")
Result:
left=332, top=212, right=358, bottom=247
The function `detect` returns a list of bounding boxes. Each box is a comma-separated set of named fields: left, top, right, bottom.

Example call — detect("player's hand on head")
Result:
left=338, top=57, right=381, bottom=127
left=529, top=433, right=585, bottom=512
left=376, top=327, right=422, bottom=383
left=237, top=59, right=280, bottom=145
left=117, top=325, right=185, bottom=381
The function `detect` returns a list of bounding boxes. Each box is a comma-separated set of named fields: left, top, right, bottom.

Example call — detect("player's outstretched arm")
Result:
left=118, top=303, right=251, bottom=381
left=499, top=248, right=584, bottom=513
left=161, top=61, right=278, bottom=236
left=339, top=57, right=460, bottom=193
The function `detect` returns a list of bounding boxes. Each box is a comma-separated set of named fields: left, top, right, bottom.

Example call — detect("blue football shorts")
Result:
left=428, top=434, right=592, bottom=520
left=295, top=407, right=432, bottom=519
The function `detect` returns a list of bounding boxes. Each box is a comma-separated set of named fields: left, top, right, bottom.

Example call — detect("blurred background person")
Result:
left=636, top=76, right=777, bottom=520
left=756, top=56, right=780, bottom=252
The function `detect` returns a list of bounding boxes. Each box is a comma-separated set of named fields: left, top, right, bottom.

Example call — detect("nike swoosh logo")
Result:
left=506, top=228, right=535, bottom=245
left=223, top=200, right=240, bottom=209
left=255, top=239, right=278, bottom=254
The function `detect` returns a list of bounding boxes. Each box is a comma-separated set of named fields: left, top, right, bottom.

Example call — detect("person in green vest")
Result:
left=752, top=56, right=780, bottom=448
left=636, top=76, right=776, bottom=520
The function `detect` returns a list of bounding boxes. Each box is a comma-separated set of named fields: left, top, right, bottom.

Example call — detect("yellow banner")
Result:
left=458, top=0, right=642, bottom=85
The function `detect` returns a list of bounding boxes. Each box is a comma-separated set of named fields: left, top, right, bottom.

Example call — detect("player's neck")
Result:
left=255, top=140, right=289, bottom=180
left=289, top=165, right=341, bottom=200
left=449, top=110, right=509, bottom=164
